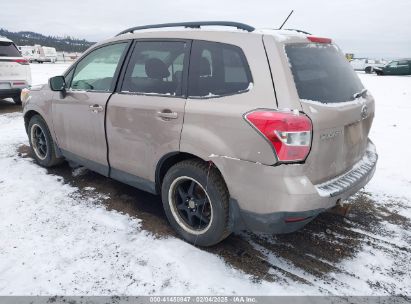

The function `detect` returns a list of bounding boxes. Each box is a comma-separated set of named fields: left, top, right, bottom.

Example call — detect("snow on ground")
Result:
left=361, top=73, right=411, bottom=204
left=0, top=64, right=310, bottom=295
left=30, top=63, right=71, bottom=85
left=0, top=64, right=410, bottom=295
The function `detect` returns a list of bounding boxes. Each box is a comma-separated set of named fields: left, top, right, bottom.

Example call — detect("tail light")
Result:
left=307, top=36, right=332, bottom=44
left=13, top=59, right=29, bottom=65
left=245, top=110, right=312, bottom=162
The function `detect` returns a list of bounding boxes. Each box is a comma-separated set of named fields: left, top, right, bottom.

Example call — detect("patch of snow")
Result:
left=190, top=83, right=253, bottom=99
left=300, top=96, right=366, bottom=108
left=360, top=73, right=411, bottom=202
left=72, top=167, right=88, bottom=177
left=30, top=63, right=71, bottom=85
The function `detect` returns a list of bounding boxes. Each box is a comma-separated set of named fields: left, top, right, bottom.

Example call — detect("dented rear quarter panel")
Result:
left=180, top=33, right=279, bottom=166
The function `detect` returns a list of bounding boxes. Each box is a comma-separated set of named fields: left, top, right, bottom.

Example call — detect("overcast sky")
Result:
left=1, top=0, right=410, bottom=58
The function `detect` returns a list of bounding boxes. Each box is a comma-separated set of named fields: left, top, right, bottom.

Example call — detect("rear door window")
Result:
left=121, top=41, right=189, bottom=96
left=285, top=43, right=364, bottom=103
left=0, top=41, right=22, bottom=57
left=188, top=41, right=252, bottom=98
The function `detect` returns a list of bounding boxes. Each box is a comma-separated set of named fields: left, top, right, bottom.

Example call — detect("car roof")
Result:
left=101, top=27, right=312, bottom=47
left=0, top=36, right=13, bottom=43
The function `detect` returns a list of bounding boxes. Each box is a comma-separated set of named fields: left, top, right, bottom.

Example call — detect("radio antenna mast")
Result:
left=279, top=10, right=294, bottom=29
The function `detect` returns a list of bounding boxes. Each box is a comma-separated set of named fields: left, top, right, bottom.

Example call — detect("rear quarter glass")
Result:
left=285, top=43, right=364, bottom=103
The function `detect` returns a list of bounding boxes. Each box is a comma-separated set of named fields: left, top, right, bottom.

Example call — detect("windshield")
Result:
left=0, top=41, right=22, bottom=57
left=285, top=43, right=364, bottom=103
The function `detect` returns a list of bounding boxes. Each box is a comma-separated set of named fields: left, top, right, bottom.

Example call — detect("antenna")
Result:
left=279, top=10, right=294, bottom=29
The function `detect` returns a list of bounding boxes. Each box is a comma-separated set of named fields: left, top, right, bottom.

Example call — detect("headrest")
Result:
left=145, top=58, right=170, bottom=79
left=200, top=57, right=211, bottom=76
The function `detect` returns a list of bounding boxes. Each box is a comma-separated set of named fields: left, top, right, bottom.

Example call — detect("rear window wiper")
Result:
left=353, top=88, right=367, bottom=100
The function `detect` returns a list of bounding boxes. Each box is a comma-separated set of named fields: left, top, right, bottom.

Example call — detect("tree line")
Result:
left=0, top=28, right=95, bottom=52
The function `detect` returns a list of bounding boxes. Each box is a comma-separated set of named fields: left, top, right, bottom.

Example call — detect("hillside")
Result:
left=0, top=29, right=95, bottom=52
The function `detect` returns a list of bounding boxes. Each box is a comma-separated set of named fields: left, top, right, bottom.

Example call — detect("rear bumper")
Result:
left=0, top=81, right=28, bottom=98
left=217, top=141, right=378, bottom=234
left=235, top=207, right=324, bottom=234
left=315, top=144, right=378, bottom=197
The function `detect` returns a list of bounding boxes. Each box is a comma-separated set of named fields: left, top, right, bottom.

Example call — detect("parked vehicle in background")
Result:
left=21, top=22, right=377, bottom=246
left=42, top=46, right=58, bottom=63
left=18, top=45, right=36, bottom=61
left=350, top=58, right=386, bottom=73
left=18, top=45, right=57, bottom=63
left=0, top=37, right=31, bottom=104
left=374, top=59, right=411, bottom=76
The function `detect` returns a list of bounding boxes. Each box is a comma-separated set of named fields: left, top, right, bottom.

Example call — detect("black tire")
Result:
left=13, top=96, right=22, bottom=105
left=161, top=159, right=231, bottom=246
left=364, top=66, right=373, bottom=74
left=28, top=115, right=64, bottom=167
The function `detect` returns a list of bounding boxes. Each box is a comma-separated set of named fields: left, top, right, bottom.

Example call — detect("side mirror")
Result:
left=49, top=76, right=66, bottom=91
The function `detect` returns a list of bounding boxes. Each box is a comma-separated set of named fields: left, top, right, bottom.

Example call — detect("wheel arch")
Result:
left=155, top=152, right=228, bottom=195
left=24, top=109, right=63, bottom=158
left=156, top=151, right=241, bottom=238
left=24, top=110, right=42, bottom=133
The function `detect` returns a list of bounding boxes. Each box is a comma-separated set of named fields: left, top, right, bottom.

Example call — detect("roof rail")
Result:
left=116, top=21, right=255, bottom=36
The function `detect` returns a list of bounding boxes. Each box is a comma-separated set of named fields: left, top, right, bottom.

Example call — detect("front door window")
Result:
left=70, top=43, right=127, bottom=92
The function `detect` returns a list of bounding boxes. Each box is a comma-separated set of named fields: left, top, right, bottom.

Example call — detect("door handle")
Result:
left=157, top=110, right=178, bottom=120
left=89, top=104, right=104, bottom=113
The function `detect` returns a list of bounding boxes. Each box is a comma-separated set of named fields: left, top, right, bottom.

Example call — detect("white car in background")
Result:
left=0, top=37, right=31, bottom=104
left=350, top=58, right=387, bottom=74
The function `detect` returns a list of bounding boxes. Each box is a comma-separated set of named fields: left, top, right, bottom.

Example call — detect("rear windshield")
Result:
left=0, top=41, right=22, bottom=57
left=285, top=43, right=364, bottom=103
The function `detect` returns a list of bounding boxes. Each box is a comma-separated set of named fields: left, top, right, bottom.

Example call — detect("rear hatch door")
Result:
left=284, top=42, right=374, bottom=184
left=0, top=41, right=28, bottom=84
